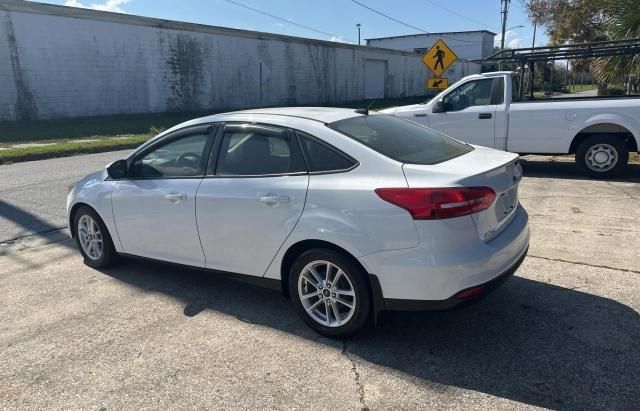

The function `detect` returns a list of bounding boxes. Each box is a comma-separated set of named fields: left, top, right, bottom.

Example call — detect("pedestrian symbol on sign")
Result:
left=433, top=46, right=445, bottom=71
left=422, top=39, right=458, bottom=76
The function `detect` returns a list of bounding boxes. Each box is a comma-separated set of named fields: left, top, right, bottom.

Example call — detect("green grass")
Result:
left=0, top=135, right=150, bottom=165
left=0, top=96, right=430, bottom=164
left=569, top=84, right=595, bottom=93
left=0, top=112, right=205, bottom=144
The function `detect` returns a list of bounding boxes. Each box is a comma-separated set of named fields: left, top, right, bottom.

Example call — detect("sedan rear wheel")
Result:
left=298, top=260, right=357, bottom=328
left=290, top=249, right=370, bottom=337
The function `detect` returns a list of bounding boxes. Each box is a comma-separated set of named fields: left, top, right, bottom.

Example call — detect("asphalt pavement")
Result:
left=0, top=153, right=639, bottom=409
left=0, top=151, right=129, bottom=244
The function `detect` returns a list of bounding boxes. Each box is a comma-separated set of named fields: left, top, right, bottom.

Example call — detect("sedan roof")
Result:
left=135, top=107, right=367, bottom=155
left=215, top=107, right=363, bottom=124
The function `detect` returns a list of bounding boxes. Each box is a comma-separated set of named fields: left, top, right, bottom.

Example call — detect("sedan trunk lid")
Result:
left=402, top=145, right=522, bottom=242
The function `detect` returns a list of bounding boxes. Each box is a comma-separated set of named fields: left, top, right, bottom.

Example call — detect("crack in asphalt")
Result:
left=342, top=340, right=368, bottom=410
left=0, top=175, right=84, bottom=194
left=605, top=181, right=639, bottom=200
left=528, top=254, right=640, bottom=275
left=0, top=226, right=68, bottom=246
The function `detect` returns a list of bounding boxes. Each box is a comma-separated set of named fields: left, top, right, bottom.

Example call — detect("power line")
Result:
left=422, top=0, right=499, bottom=31
left=350, top=0, right=428, bottom=34
left=349, top=0, right=483, bottom=44
left=224, top=0, right=356, bottom=43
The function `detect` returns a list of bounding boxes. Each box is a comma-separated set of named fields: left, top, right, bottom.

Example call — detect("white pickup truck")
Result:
left=381, top=71, right=640, bottom=178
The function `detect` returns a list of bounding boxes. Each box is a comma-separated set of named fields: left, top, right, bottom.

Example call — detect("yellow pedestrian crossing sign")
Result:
left=427, top=77, right=448, bottom=90
left=422, top=39, right=458, bottom=76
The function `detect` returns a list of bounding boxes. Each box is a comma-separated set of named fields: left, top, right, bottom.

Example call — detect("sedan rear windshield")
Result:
left=327, top=114, right=473, bottom=165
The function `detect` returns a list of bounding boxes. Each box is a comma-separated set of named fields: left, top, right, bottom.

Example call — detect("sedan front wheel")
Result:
left=73, top=206, right=118, bottom=269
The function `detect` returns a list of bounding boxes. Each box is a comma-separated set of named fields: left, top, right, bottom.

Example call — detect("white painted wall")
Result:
left=367, top=31, right=496, bottom=84
left=0, top=1, right=429, bottom=121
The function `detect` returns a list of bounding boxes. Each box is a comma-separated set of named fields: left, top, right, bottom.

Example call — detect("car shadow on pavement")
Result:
left=520, top=158, right=640, bottom=182
left=0, top=199, right=74, bottom=260
left=100, top=258, right=640, bottom=409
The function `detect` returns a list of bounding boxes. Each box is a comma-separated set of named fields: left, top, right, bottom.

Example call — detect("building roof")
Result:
left=2, top=0, right=417, bottom=57
left=366, top=30, right=497, bottom=41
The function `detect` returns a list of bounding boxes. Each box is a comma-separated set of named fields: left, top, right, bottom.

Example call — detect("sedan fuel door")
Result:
left=111, top=125, right=214, bottom=267
left=427, top=77, right=503, bottom=148
left=196, top=124, right=309, bottom=277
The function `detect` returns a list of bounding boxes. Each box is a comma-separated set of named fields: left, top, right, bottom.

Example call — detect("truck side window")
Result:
left=512, top=75, right=522, bottom=102
left=442, top=79, right=493, bottom=111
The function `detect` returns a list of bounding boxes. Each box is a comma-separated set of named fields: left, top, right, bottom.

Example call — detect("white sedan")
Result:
left=67, top=108, right=530, bottom=337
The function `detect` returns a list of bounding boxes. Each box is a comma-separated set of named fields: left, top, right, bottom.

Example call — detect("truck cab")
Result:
left=382, top=72, right=640, bottom=179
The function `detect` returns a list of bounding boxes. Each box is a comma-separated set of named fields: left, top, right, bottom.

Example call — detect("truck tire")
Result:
left=576, top=135, right=628, bottom=179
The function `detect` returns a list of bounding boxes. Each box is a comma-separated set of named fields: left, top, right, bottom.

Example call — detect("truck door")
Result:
left=428, top=77, right=504, bottom=149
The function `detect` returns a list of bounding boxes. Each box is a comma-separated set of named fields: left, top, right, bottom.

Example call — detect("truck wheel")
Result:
left=576, top=135, right=628, bottom=179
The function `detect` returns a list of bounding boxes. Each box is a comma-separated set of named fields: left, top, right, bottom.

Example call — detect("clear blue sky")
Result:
left=31, top=0, right=546, bottom=48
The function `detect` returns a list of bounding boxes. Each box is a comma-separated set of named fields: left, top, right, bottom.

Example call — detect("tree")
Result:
left=523, top=0, right=610, bottom=44
left=522, top=0, right=640, bottom=93
left=590, top=0, right=640, bottom=86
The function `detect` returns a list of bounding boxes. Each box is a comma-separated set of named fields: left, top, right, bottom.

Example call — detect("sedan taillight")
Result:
left=375, top=187, right=496, bottom=220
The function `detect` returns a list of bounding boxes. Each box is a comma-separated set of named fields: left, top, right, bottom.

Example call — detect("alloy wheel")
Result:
left=78, top=214, right=103, bottom=260
left=297, top=260, right=356, bottom=327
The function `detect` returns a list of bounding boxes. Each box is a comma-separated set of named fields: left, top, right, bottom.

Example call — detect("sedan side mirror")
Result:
left=432, top=100, right=446, bottom=113
left=107, top=159, right=128, bottom=179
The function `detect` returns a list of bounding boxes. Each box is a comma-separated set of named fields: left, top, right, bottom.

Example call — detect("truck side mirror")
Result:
left=433, top=100, right=446, bottom=113
left=106, top=159, right=128, bottom=179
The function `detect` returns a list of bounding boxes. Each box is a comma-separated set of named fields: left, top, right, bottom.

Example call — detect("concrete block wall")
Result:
left=0, top=1, right=429, bottom=121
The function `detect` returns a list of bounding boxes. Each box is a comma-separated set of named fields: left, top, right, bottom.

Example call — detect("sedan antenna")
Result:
left=355, top=86, right=386, bottom=115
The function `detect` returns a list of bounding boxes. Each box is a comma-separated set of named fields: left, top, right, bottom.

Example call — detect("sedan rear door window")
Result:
left=328, top=114, right=473, bottom=165
left=216, top=126, right=306, bottom=175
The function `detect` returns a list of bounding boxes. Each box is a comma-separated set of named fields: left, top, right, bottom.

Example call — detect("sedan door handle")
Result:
left=478, top=113, right=493, bottom=119
left=259, top=195, right=289, bottom=206
left=166, top=193, right=187, bottom=202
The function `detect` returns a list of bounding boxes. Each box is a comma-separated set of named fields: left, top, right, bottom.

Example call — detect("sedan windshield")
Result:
left=328, top=114, right=473, bottom=165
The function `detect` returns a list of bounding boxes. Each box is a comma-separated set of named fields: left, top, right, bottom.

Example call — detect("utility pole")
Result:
left=531, top=22, right=536, bottom=49
left=528, top=22, right=537, bottom=95
left=356, top=23, right=361, bottom=46
left=500, top=0, right=511, bottom=51
left=499, top=0, right=510, bottom=70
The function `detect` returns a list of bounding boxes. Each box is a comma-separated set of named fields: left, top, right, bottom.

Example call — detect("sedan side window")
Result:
left=443, top=79, right=493, bottom=111
left=216, top=127, right=306, bottom=176
left=131, top=133, right=209, bottom=178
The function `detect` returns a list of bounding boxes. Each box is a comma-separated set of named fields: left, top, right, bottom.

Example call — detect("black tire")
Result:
left=289, top=248, right=371, bottom=338
left=73, top=206, right=118, bottom=269
left=575, top=135, right=629, bottom=179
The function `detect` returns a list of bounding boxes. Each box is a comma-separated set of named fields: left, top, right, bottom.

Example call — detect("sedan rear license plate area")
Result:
left=495, top=186, right=518, bottom=222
